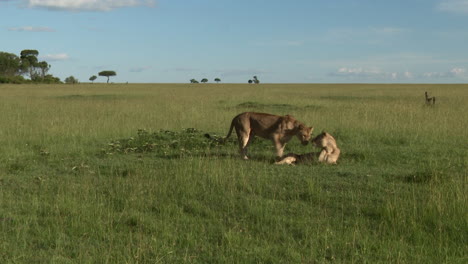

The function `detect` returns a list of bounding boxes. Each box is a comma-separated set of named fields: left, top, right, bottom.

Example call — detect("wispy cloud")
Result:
left=329, top=66, right=467, bottom=81
left=214, top=68, right=271, bottom=77
left=437, top=0, right=468, bottom=14
left=8, top=26, right=55, bottom=32
left=371, top=27, right=410, bottom=35
left=251, top=40, right=304, bottom=47
left=319, top=52, right=468, bottom=70
left=129, top=66, right=152, bottom=73
left=163, top=67, right=199, bottom=73
left=322, top=26, right=410, bottom=45
left=24, top=0, right=156, bottom=12
left=39, top=53, right=70, bottom=61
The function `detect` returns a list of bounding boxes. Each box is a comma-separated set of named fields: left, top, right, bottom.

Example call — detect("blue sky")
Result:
left=1, top=0, right=468, bottom=83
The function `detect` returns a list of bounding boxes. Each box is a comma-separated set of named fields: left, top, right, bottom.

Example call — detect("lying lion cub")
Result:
left=275, top=132, right=340, bottom=165
left=224, top=112, right=313, bottom=160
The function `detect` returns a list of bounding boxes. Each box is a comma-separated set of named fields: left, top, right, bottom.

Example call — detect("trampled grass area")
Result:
left=0, top=83, right=467, bottom=263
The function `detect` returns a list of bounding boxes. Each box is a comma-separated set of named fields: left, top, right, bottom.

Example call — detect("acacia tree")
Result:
left=201, top=78, right=208, bottom=83
left=89, top=75, right=97, bottom=83
left=20, top=49, right=50, bottom=80
left=214, top=78, right=221, bottom=83
left=98, top=70, right=116, bottom=83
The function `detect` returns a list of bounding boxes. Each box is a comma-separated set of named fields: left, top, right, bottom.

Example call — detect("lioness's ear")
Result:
left=309, top=127, right=314, bottom=134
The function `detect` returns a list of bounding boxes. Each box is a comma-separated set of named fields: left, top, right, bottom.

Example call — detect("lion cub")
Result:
left=313, top=132, right=340, bottom=164
left=275, top=132, right=340, bottom=165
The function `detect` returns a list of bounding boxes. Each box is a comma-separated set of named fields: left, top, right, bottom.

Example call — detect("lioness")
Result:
left=275, top=132, right=340, bottom=165
left=224, top=112, right=313, bottom=159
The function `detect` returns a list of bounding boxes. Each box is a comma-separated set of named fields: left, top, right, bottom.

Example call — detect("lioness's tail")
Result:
left=223, top=119, right=235, bottom=143
left=205, top=119, right=235, bottom=144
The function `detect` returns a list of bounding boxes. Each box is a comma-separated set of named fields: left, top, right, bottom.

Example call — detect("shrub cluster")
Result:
left=0, top=75, right=27, bottom=84
left=104, top=128, right=232, bottom=156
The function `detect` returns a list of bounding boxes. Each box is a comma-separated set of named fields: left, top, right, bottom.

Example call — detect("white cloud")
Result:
left=332, top=66, right=468, bottom=81
left=422, top=72, right=446, bottom=78
left=450, top=67, right=466, bottom=75
left=330, top=67, right=415, bottom=81
left=403, top=71, right=413, bottom=78
left=39, top=53, right=70, bottom=61
left=437, top=0, right=468, bottom=14
left=25, top=0, right=156, bottom=12
left=333, top=67, right=384, bottom=77
left=8, top=26, right=55, bottom=32
left=423, top=67, right=467, bottom=78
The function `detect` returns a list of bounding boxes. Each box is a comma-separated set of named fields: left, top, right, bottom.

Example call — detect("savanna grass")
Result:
left=0, top=83, right=466, bottom=263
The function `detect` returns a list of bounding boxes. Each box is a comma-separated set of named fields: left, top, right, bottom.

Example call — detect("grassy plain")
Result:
left=0, top=83, right=466, bottom=263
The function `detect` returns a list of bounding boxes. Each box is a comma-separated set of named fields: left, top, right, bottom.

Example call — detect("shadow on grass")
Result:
left=54, top=94, right=139, bottom=100
left=320, top=95, right=397, bottom=102
left=385, top=170, right=435, bottom=184
left=152, top=152, right=276, bottom=164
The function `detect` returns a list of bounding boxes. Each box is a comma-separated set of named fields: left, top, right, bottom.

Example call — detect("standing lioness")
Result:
left=225, top=112, right=313, bottom=159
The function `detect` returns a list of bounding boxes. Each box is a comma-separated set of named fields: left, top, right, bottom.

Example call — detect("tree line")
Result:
left=190, top=78, right=221, bottom=83
left=1, top=50, right=260, bottom=84
left=0, top=49, right=117, bottom=84
left=189, top=76, right=260, bottom=84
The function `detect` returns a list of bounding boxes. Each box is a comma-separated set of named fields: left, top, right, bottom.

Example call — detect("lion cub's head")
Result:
left=311, top=131, right=336, bottom=148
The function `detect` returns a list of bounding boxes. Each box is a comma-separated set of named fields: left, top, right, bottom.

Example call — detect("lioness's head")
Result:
left=297, top=125, right=314, bottom=145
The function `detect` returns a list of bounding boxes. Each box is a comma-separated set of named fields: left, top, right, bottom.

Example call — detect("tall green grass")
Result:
left=0, top=83, right=466, bottom=263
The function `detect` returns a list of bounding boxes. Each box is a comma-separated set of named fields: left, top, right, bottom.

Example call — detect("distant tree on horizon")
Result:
left=201, top=78, right=208, bottom=83
left=65, top=76, right=78, bottom=84
left=98, top=70, right=116, bottom=83
left=248, top=79, right=253, bottom=84
left=253, top=76, right=260, bottom=84
left=190, top=79, right=199, bottom=83
left=214, top=78, right=221, bottom=83
left=89, top=75, right=97, bottom=83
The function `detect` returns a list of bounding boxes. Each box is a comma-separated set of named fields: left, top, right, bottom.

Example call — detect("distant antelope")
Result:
left=425, top=91, right=435, bottom=105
